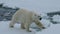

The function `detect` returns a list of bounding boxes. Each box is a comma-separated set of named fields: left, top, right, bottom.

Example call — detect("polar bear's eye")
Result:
left=38, top=16, right=42, bottom=20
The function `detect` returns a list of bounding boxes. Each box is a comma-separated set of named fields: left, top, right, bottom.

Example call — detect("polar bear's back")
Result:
left=12, top=8, right=34, bottom=23
left=14, top=9, right=33, bottom=16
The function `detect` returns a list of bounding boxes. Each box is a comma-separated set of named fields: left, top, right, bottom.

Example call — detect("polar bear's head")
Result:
left=35, top=14, right=42, bottom=20
left=32, top=13, right=42, bottom=21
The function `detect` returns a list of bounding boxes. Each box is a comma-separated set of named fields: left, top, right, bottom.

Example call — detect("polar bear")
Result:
left=9, top=8, right=45, bottom=32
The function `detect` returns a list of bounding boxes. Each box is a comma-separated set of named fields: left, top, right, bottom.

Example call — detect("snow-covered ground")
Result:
left=0, top=18, right=60, bottom=34
left=0, top=21, right=36, bottom=34
left=36, top=24, right=60, bottom=34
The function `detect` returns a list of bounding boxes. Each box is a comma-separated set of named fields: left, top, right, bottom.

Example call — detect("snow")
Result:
left=0, top=21, right=35, bottom=34
left=41, top=19, right=51, bottom=28
left=0, top=19, right=51, bottom=34
left=41, top=13, right=50, bottom=19
left=0, top=19, right=60, bottom=34
left=36, top=24, right=60, bottom=34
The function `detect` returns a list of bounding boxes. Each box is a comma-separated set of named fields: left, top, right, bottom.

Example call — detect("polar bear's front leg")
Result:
left=24, top=21, right=31, bottom=32
left=25, top=24, right=31, bottom=32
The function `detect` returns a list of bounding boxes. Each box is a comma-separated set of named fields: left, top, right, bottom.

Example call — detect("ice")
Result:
left=52, top=15, right=60, bottom=22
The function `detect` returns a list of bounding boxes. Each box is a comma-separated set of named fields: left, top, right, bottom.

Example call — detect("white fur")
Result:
left=9, top=8, right=44, bottom=32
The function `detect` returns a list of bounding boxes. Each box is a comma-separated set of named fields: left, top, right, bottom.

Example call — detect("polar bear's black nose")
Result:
left=42, top=27, right=46, bottom=29
left=39, top=18, right=42, bottom=20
